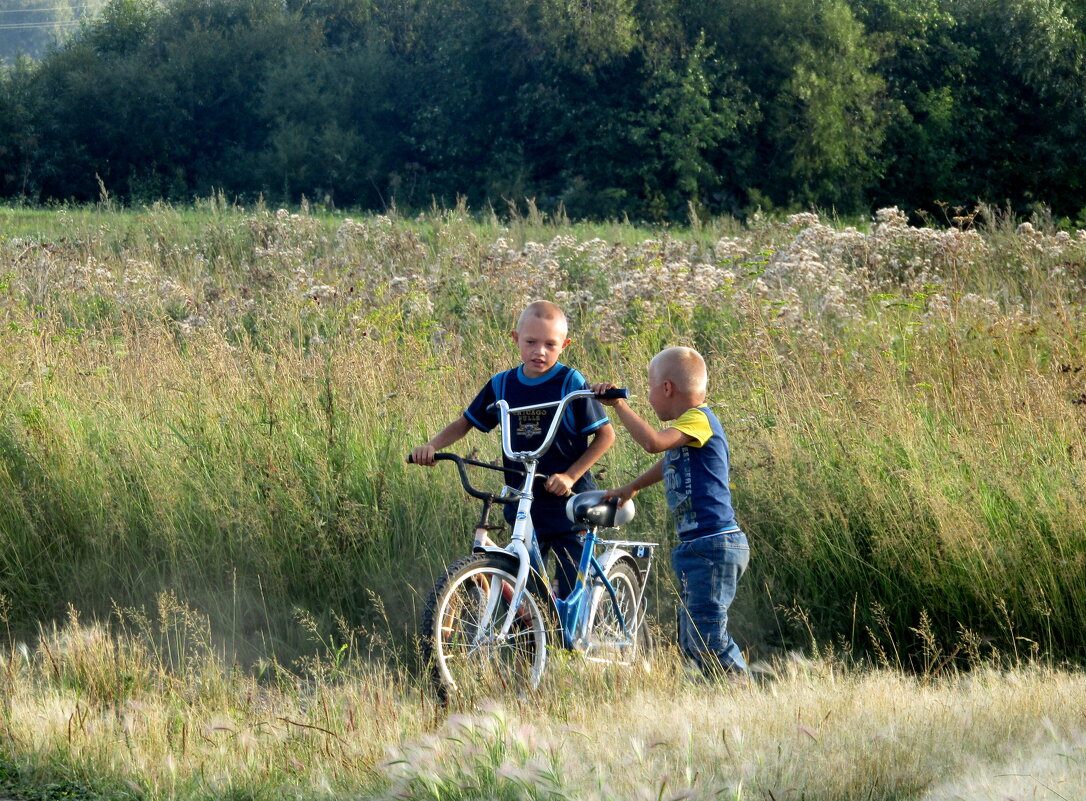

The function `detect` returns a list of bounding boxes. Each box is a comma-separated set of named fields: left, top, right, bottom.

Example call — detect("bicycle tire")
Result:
left=422, top=552, right=554, bottom=701
left=586, top=558, right=647, bottom=664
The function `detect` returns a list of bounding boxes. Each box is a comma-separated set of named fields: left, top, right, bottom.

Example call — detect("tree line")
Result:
left=1, top=0, right=1085, bottom=220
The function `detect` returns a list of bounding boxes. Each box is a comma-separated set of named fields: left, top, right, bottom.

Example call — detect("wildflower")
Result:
left=306, top=285, right=337, bottom=302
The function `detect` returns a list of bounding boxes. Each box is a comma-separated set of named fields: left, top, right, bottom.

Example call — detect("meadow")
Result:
left=0, top=199, right=1085, bottom=799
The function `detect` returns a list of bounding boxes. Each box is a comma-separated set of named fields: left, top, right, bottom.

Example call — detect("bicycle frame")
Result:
left=485, top=506, right=651, bottom=654
left=558, top=527, right=635, bottom=650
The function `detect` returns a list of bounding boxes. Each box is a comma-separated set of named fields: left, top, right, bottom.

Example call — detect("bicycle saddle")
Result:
left=565, top=490, right=635, bottom=527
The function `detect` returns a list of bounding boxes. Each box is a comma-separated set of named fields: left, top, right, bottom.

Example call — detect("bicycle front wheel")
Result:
left=423, top=553, right=552, bottom=700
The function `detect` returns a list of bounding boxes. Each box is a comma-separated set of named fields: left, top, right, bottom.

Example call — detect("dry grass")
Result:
left=3, top=610, right=1085, bottom=800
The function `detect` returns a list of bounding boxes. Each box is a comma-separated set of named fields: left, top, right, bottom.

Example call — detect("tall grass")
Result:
left=0, top=201, right=1085, bottom=668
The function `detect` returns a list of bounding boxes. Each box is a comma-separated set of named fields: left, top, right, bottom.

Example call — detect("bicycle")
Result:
left=410, top=388, right=658, bottom=700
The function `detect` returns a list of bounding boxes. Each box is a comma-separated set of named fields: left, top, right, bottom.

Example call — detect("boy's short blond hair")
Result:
left=517, top=300, right=568, bottom=335
left=650, top=346, right=707, bottom=398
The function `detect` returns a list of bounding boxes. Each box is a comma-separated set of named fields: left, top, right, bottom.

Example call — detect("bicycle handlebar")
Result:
left=490, top=388, right=629, bottom=464
left=406, top=452, right=518, bottom=504
left=484, top=388, right=629, bottom=418
left=596, top=388, right=630, bottom=400
left=407, top=388, right=629, bottom=499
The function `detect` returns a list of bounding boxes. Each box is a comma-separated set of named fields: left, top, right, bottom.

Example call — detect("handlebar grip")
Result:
left=596, top=388, right=629, bottom=400
left=408, top=452, right=454, bottom=464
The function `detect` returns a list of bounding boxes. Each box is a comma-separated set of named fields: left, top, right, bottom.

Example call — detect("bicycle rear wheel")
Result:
left=423, top=552, right=553, bottom=700
left=586, top=558, right=647, bottom=664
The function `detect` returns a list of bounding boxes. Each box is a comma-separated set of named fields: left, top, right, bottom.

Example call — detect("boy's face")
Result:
left=512, top=316, right=570, bottom=378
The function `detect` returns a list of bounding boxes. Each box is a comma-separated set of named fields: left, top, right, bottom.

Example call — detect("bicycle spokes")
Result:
left=426, top=556, right=550, bottom=699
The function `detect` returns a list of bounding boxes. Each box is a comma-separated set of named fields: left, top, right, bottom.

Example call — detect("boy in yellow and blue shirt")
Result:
left=592, top=346, right=749, bottom=678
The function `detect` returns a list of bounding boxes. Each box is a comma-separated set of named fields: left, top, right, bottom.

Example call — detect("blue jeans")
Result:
left=671, top=529, right=750, bottom=675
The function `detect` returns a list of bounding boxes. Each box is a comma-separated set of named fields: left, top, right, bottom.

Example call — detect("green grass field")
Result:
left=1, top=200, right=1085, bottom=799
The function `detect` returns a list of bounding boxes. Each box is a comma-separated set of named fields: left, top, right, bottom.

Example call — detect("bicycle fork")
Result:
left=471, top=463, right=538, bottom=646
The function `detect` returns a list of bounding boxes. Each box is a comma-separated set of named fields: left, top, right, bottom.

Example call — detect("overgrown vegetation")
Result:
left=1, top=200, right=1084, bottom=672
left=1, top=200, right=1085, bottom=798
left=3, top=0, right=1086, bottom=218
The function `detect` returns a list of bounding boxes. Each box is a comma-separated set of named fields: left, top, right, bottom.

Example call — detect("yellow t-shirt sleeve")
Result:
left=670, top=407, right=713, bottom=447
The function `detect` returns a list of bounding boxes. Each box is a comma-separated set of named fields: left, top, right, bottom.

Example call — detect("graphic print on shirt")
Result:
left=514, top=408, right=545, bottom=441
left=664, top=446, right=698, bottom=535
left=462, top=362, right=611, bottom=507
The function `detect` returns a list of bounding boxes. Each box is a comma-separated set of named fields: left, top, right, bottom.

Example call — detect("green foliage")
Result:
left=0, top=58, right=41, bottom=197
left=869, top=0, right=1086, bottom=213
left=0, top=758, right=110, bottom=801
left=85, top=0, right=158, bottom=58
left=4, top=0, right=1086, bottom=216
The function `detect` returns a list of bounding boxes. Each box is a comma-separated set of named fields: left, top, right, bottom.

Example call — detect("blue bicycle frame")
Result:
left=539, top=528, right=632, bottom=650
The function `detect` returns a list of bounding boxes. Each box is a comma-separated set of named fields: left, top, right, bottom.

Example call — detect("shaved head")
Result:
left=649, top=346, right=707, bottom=399
left=517, top=300, right=568, bottom=336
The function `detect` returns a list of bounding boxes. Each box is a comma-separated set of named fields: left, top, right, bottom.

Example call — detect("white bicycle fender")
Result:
left=598, top=546, right=632, bottom=574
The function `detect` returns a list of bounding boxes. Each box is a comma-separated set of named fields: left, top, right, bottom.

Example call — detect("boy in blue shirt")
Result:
left=411, top=301, right=616, bottom=598
left=592, top=346, right=749, bottom=679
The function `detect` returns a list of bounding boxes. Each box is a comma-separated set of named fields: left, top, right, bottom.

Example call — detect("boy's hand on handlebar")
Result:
left=544, top=472, right=575, bottom=497
left=410, top=444, right=438, bottom=466
left=590, top=381, right=624, bottom=406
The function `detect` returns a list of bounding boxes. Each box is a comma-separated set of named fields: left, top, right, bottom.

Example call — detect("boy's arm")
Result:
left=605, top=458, right=664, bottom=507
left=607, top=399, right=693, bottom=454
left=410, top=414, right=474, bottom=466
left=543, top=422, right=616, bottom=496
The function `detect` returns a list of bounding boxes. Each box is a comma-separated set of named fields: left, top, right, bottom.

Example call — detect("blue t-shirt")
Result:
left=664, top=406, right=737, bottom=541
left=464, top=362, right=609, bottom=516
